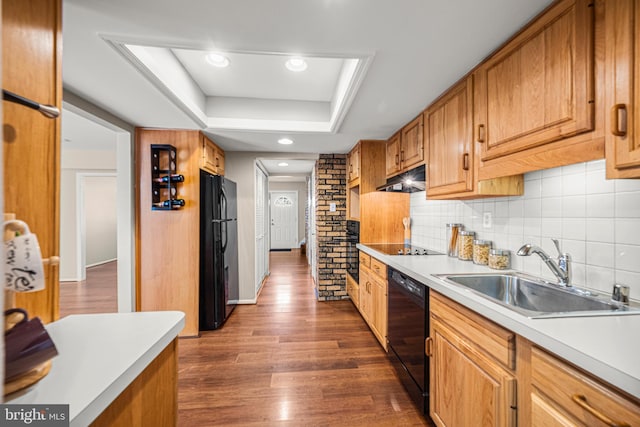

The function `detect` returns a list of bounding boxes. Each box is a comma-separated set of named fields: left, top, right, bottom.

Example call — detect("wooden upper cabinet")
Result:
left=201, top=133, right=225, bottom=176
left=348, top=143, right=361, bottom=184
left=425, top=78, right=474, bottom=196
left=425, top=76, right=523, bottom=199
left=385, top=132, right=402, bottom=177
left=400, top=115, right=424, bottom=169
left=475, top=0, right=596, bottom=169
left=605, top=0, right=640, bottom=178
left=386, top=116, right=425, bottom=178
left=3, top=0, right=62, bottom=322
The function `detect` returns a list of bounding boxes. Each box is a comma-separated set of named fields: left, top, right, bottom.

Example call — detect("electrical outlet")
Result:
left=330, top=202, right=336, bottom=212
left=483, top=212, right=492, bottom=228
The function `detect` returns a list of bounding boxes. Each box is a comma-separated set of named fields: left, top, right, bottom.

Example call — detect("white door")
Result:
left=270, top=191, right=298, bottom=250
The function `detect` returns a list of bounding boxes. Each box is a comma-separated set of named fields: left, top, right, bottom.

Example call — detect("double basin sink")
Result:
left=437, top=273, right=640, bottom=318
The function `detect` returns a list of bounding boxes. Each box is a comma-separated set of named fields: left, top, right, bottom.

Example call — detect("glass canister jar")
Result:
left=446, top=223, right=463, bottom=257
left=472, top=240, right=492, bottom=265
left=488, top=249, right=511, bottom=270
left=457, top=230, right=475, bottom=261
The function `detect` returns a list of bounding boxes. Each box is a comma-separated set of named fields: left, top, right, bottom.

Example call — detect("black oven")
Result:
left=387, top=267, right=429, bottom=415
left=346, top=220, right=360, bottom=282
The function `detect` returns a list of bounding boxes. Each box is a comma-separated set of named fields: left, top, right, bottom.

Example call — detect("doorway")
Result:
left=270, top=191, right=298, bottom=250
left=58, top=104, right=134, bottom=315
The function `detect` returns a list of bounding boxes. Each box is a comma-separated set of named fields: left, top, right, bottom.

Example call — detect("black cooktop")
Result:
left=366, top=243, right=444, bottom=256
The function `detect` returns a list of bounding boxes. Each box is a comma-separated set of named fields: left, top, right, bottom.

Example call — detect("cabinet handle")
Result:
left=610, top=104, right=627, bottom=137
left=462, top=153, right=469, bottom=171
left=400, top=151, right=405, bottom=162
left=395, top=154, right=399, bottom=165
left=477, top=124, right=485, bottom=143
left=571, top=394, right=630, bottom=427
left=425, top=337, right=433, bottom=357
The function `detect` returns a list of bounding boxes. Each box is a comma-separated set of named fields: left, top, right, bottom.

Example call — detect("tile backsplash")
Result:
left=410, top=160, right=640, bottom=301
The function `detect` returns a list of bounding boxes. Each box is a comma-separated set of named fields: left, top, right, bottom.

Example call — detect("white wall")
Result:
left=269, top=181, right=308, bottom=245
left=84, top=176, right=117, bottom=266
left=59, top=148, right=116, bottom=281
left=225, top=152, right=258, bottom=303
left=410, top=159, right=640, bottom=301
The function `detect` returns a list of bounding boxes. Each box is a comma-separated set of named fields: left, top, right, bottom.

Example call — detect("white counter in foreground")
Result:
left=7, top=311, right=185, bottom=426
left=358, top=244, right=640, bottom=399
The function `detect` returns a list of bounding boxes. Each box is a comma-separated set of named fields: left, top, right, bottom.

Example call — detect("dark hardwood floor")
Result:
left=178, top=250, right=430, bottom=426
left=59, top=261, right=118, bottom=317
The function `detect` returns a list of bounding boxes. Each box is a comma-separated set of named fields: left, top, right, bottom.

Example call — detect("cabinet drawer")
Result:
left=369, top=257, right=387, bottom=280
left=531, top=347, right=640, bottom=426
left=359, top=252, right=371, bottom=268
left=430, top=291, right=515, bottom=370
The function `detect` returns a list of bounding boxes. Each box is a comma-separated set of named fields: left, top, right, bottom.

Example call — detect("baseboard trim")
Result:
left=234, top=298, right=257, bottom=304
left=86, top=258, right=117, bottom=268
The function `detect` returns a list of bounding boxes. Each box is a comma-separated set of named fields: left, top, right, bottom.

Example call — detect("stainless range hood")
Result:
left=376, top=164, right=426, bottom=193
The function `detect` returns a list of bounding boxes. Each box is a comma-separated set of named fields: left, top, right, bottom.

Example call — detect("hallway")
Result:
left=177, top=250, right=429, bottom=426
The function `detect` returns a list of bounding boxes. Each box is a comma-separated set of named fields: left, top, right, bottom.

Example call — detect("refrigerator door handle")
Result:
left=221, top=220, right=228, bottom=253
left=221, top=185, right=228, bottom=221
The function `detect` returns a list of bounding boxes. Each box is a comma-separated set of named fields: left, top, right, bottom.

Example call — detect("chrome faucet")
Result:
left=517, top=239, right=571, bottom=286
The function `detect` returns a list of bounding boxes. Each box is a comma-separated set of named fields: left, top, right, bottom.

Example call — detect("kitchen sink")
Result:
left=437, top=273, right=640, bottom=318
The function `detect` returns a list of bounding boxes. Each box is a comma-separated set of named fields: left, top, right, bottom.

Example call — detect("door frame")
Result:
left=62, top=98, right=135, bottom=312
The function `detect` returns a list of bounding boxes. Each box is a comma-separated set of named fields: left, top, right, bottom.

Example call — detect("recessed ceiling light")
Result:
left=278, top=138, right=294, bottom=145
left=278, top=162, right=289, bottom=167
left=206, top=52, right=229, bottom=68
left=285, top=57, right=308, bottom=72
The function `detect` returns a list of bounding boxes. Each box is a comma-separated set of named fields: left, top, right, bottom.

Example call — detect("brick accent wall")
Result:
left=315, top=154, right=348, bottom=301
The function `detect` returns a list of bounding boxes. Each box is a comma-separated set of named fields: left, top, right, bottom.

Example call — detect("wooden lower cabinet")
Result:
left=528, top=346, right=640, bottom=427
left=356, top=252, right=387, bottom=350
left=428, top=292, right=640, bottom=427
left=91, top=339, right=178, bottom=426
left=346, top=274, right=359, bottom=307
left=429, top=292, right=516, bottom=427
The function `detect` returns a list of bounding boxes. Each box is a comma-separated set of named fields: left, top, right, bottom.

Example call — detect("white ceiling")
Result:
left=62, top=0, right=555, bottom=175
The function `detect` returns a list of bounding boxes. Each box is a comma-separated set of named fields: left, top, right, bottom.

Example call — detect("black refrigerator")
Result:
left=200, top=170, right=239, bottom=330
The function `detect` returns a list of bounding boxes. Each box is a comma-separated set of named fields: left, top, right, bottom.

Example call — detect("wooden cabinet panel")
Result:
left=426, top=78, right=474, bottom=196
left=385, top=132, right=401, bottom=177
left=201, top=134, right=225, bottom=176
left=531, top=346, right=640, bottom=426
left=346, top=274, right=359, bottom=308
left=477, top=0, right=594, bottom=161
left=3, top=0, right=62, bottom=322
left=531, top=392, right=577, bottom=427
left=358, top=251, right=371, bottom=268
left=358, top=266, right=372, bottom=322
left=400, top=115, right=424, bottom=170
left=605, top=0, right=640, bottom=178
left=430, top=318, right=517, bottom=427
left=369, top=257, right=387, bottom=280
left=137, top=129, right=201, bottom=337
left=347, top=143, right=361, bottom=184
left=369, top=272, right=387, bottom=350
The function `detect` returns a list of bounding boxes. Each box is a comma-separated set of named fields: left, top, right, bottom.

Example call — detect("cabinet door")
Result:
left=348, top=144, right=360, bottom=183
left=370, top=274, right=387, bottom=350
left=426, top=78, right=474, bottom=197
left=358, top=267, right=372, bottom=322
left=430, top=319, right=517, bottom=427
left=477, top=0, right=594, bottom=161
left=202, top=135, right=218, bottom=174
left=3, top=0, right=62, bottom=322
left=400, top=115, right=424, bottom=169
left=214, top=147, right=225, bottom=176
left=385, top=132, right=402, bottom=177
left=605, top=0, right=640, bottom=177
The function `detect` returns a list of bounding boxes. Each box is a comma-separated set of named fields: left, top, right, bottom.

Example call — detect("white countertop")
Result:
left=7, top=311, right=185, bottom=426
left=358, top=244, right=640, bottom=399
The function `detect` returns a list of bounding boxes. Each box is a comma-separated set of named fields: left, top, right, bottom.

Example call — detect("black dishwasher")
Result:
left=387, top=267, right=429, bottom=415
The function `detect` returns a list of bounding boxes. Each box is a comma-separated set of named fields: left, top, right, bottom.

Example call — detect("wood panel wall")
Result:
left=136, top=129, right=201, bottom=337
left=2, top=0, right=62, bottom=322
